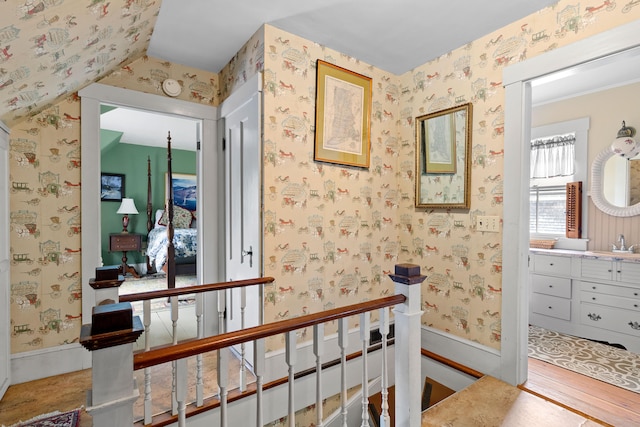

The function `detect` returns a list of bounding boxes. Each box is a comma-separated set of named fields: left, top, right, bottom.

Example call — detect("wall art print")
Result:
left=314, top=60, right=372, bottom=168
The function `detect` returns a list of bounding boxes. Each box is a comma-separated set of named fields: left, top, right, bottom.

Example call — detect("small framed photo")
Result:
left=100, top=173, right=125, bottom=202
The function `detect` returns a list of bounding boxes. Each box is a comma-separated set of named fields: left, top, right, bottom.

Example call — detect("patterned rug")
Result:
left=6, top=409, right=80, bottom=427
left=528, top=325, right=640, bottom=393
left=119, top=273, right=197, bottom=313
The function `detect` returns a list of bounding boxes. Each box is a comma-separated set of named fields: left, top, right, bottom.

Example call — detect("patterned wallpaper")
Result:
left=8, top=54, right=217, bottom=354
left=7, top=0, right=640, bottom=358
left=0, top=0, right=162, bottom=128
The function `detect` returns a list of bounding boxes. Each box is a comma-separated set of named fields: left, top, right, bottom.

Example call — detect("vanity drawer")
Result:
left=580, top=302, right=640, bottom=338
left=619, top=262, right=640, bottom=284
left=580, top=291, right=640, bottom=312
left=531, top=274, right=571, bottom=298
left=531, top=293, right=571, bottom=320
left=580, top=258, right=614, bottom=281
left=532, top=254, right=571, bottom=276
left=578, top=281, right=640, bottom=300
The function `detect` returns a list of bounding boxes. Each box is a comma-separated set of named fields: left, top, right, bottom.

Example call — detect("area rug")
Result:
left=528, top=325, right=640, bottom=393
left=119, top=273, right=197, bottom=313
left=6, top=409, right=80, bottom=427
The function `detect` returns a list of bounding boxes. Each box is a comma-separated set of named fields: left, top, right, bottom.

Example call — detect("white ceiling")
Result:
left=147, top=0, right=558, bottom=75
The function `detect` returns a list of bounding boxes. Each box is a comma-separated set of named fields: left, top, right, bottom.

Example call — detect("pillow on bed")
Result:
left=158, top=205, right=193, bottom=229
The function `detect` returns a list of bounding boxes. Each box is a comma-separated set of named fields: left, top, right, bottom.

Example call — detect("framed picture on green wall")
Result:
left=166, top=173, right=196, bottom=211
left=100, top=173, right=125, bottom=202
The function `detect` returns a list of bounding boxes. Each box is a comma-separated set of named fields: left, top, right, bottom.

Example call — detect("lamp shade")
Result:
left=611, top=121, right=640, bottom=158
left=116, top=198, right=139, bottom=215
left=611, top=136, right=640, bottom=158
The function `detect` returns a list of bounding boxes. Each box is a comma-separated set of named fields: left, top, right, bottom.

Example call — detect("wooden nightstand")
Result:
left=109, top=233, right=142, bottom=278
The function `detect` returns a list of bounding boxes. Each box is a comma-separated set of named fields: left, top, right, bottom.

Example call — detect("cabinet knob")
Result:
left=548, top=306, right=553, bottom=309
left=548, top=285, right=553, bottom=288
left=549, top=263, right=554, bottom=266
left=617, top=270, right=622, bottom=274
left=592, top=297, right=596, bottom=301
left=607, top=269, right=612, bottom=273
left=592, top=286, right=597, bottom=290
left=635, top=293, right=638, bottom=296
left=634, top=304, right=638, bottom=308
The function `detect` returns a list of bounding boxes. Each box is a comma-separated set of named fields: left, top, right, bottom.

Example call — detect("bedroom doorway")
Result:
left=79, top=83, right=221, bottom=332
left=99, top=105, right=199, bottom=289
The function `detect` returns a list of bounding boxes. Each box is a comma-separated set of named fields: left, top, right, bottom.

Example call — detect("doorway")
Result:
left=501, top=20, right=640, bottom=386
left=79, top=83, right=221, bottom=336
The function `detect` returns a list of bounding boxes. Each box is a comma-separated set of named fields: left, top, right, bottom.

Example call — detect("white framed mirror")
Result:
left=591, top=146, right=640, bottom=217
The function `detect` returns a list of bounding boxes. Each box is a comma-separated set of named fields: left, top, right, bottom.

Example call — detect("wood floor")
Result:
left=521, top=358, right=640, bottom=426
left=1, top=357, right=638, bottom=426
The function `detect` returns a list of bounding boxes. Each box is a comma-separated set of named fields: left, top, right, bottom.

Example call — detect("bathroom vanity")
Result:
left=530, top=248, right=640, bottom=353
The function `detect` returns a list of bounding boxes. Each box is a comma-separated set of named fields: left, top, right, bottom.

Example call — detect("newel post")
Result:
left=389, top=263, right=425, bottom=427
left=80, top=302, right=143, bottom=426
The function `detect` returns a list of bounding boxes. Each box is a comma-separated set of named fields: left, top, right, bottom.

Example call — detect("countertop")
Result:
left=530, top=247, right=640, bottom=262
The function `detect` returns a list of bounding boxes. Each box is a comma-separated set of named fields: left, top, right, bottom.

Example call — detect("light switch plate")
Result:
left=477, top=215, right=500, bottom=232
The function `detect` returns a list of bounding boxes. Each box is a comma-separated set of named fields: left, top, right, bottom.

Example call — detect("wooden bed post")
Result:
left=146, top=156, right=155, bottom=274
left=166, top=132, right=176, bottom=289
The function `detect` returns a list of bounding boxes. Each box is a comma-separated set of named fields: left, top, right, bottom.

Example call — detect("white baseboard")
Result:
left=11, top=343, right=91, bottom=384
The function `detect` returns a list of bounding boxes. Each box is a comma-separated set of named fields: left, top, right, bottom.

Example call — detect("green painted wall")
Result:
left=100, top=143, right=196, bottom=268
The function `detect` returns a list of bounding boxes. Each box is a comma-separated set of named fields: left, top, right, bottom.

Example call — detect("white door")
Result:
left=222, top=78, right=261, bottom=365
left=1, top=122, right=10, bottom=399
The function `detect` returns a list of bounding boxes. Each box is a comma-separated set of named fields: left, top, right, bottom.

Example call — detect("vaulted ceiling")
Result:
left=0, top=0, right=562, bottom=128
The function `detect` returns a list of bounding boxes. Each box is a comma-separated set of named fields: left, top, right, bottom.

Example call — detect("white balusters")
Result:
left=171, top=295, right=179, bottom=415
left=360, top=312, right=370, bottom=427
left=218, top=348, right=229, bottom=427
left=254, top=338, right=265, bottom=427
left=143, top=300, right=153, bottom=425
left=285, top=330, right=297, bottom=427
left=379, top=307, right=390, bottom=427
left=176, top=358, right=187, bottom=426
left=196, top=293, right=204, bottom=407
left=338, top=317, right=349, bottom=427
left=239, top=286, right=247, bottom=392
left=314, top=323, right=325, bottom=427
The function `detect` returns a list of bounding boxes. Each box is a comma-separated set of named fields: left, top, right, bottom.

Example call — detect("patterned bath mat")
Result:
left=528, top=325, right=640, bottom=393
left=6, top=409, right=80, bottom=427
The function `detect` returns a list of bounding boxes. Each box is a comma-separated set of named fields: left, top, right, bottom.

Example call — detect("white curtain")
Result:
left=530, top=134, right=576, bottom=179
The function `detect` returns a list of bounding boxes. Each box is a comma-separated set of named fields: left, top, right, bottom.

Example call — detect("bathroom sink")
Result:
left=584, top=250, right=640, bottom=260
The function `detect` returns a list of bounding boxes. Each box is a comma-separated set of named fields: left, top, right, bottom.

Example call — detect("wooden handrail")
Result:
left=134, top=294, right=405, bottom=370
left=119, top=276, right=275, bottom=303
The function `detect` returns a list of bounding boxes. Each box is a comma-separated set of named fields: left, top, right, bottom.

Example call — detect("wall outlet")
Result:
left=477, top=215, right=500, bottom=232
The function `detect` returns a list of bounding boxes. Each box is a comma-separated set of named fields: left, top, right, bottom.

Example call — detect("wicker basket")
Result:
left=530, top=239, right=557, bottom=249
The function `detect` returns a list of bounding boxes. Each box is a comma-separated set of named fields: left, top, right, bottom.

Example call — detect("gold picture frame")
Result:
left=416, top=103, right=472, bottom=209
left=314, top=60, right=372, bottom=168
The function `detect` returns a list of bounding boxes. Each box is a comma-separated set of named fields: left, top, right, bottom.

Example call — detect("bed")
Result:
left=145, top=133, right=197, bottom=286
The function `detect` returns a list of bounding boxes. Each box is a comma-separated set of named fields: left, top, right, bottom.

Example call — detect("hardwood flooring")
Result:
left=521, top=357, right=640, bottom=426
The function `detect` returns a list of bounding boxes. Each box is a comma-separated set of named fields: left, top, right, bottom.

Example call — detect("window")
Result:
left=530, top=185, right=567, bottom=234
left=529, top=118, right=589, bottom=248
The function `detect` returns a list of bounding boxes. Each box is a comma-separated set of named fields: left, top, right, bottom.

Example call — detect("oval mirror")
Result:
left=591, top=147, right=640, bottom=216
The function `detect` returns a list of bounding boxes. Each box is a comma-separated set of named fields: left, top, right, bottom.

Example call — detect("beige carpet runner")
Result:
left=528, top=325, right=640, bottom=393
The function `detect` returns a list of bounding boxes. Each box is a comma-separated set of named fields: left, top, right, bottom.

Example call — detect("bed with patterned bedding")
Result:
left=147, top=227, right=197, bottom=273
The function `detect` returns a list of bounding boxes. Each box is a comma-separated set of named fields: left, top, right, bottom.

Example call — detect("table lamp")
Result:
left=116, top=198, right=139, bottom=233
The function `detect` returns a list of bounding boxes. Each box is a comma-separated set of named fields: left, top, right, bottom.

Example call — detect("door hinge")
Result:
left=222, top=137, right=226, bottom=151
left=197, top=139, right=201, bottom=150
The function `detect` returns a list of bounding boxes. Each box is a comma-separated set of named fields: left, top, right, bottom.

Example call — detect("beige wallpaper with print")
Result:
left=0, top=0, right=161, bottom=128
left=8, top=0, right=640, bottom=358
left=8, top=55, right=218, bottom=354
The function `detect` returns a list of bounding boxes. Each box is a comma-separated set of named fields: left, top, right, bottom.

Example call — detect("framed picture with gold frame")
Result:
left=314, top=60, right=372, bottom=168
left=416, top=103, right=472, bottom=209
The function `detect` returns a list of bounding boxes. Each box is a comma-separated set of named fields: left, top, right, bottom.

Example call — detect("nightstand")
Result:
left=109, top=233, right=142, bottom=278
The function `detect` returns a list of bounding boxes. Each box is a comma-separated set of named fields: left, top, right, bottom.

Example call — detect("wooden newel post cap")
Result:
left=89, top=266, right=124, bottom=290
left=80, top=302, right=143, bottom=351
left=389, top=263, right=427, bottom=285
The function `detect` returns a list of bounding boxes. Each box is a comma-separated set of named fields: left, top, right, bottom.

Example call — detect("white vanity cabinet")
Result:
left=529, top=250, right=640, bottom=353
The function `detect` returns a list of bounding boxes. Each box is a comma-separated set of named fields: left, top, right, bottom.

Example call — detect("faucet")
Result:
left=612, top=234, right=636, bottom=253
